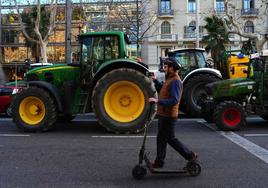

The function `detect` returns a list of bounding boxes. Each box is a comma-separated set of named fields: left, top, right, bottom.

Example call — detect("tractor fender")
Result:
left=92, top=59, right=150, bottom=87
left=182, top=68, right=222, bottom=84
left=27, top=81, right=63, bottom=112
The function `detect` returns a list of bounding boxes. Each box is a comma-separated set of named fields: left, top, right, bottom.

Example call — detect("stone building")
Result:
left=142, top=0, right=268, bottom=69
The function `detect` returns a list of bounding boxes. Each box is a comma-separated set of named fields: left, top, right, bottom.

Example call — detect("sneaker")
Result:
left=152, top=160, right=164, bottom=168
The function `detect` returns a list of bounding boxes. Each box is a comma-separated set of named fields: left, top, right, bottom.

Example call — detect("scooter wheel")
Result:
left=132, top=165, right=147, bottom=180
left=186, top=161, right=201, bottom=176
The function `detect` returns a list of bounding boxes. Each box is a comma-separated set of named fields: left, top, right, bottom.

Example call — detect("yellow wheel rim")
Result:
left=104, top=81, right=145, bottom=123
left=19, top=96, right=46, bottom=125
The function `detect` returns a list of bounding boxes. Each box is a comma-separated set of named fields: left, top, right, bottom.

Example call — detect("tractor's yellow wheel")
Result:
left=12, top=87, right=57, bottom=132
left=19, top=96, right=46, bottom=125
left=92, top=68, right=157, bottom=134
left=104, top=81, right=145, bottom=123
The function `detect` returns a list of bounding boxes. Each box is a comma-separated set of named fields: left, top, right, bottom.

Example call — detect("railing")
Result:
left=241, top=8, right=259, bottom=16
left=184, top=26, right=204, bottom=38
left=158, top=9, right=174, bottom=16
left=148, top=34, right=177, bottom=42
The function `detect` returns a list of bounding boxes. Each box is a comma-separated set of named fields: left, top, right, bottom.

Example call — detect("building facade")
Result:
left=0, top=0, right=138, bottom=82
left=142, top=0, right=268, bottom=69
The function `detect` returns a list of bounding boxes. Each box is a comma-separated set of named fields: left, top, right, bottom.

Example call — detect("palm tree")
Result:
left=202, top=15, right=229, bottom=77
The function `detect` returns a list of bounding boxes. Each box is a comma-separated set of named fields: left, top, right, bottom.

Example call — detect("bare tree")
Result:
left=14, top=0, right=58, bottom=63
left=222, top=0, right=268, bottom=51
left=110, top=0, right=158, bottom=55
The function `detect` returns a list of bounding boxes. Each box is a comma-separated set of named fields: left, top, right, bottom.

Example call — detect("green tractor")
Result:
left=11, top=31, right=157, bottom=134
left=201, top=50, right=268, bottom=131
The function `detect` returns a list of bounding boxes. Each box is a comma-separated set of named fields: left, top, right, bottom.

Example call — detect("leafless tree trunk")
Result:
left=222, top=0, right=268, bottom=51
left=14, top=0, right=58, bottom=63
left=110, top=0, right=157, bottom=56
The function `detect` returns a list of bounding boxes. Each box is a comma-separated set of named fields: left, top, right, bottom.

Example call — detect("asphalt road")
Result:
left=0, top=115, right=268, bottom=188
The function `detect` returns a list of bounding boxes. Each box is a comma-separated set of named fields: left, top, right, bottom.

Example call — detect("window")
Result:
left=1, top=30, right=18, bottom=44
left=161, top=48, right=171, bottom=57
left=161, top=21, right=171, bottom=34
left=188, top=21, right=196, bottom=33
left=188, top=0, right=196, bottom=13
left=81, top=36, right=120, bottom=71
left=174, top=51, right=197, bottom=67
left=243, top=0, right=254, bottom=9
left=215, top=0, right=224, bottom=12
left=244, top=21, right=254, bottom=33
left=160, top=0, right=171, bottom=10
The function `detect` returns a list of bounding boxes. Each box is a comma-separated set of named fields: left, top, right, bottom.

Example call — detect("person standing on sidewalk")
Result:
left=148, top=57, right=198, bottom=168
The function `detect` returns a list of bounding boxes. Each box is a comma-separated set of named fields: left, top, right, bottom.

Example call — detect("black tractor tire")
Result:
left=260, top=115, right=268, bottom=121
left=214, top=101, right=246, bottom=131
left=183, top=74, right=220, bottom=117
left=11, top=87, right=57, bottom=132
left=5, top=105, right=12, bottom=117
left=203, top=114, right=214, bottom=123
left=92, top=68, right=157, bottom=134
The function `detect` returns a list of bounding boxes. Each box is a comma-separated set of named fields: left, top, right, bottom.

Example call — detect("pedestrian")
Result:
left=148, top=57, right=198, bottom=168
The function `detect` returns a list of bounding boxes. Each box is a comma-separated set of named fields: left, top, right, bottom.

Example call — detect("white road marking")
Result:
left=0, top=118, right=11, bottom=121
left=199, top=120, right=268, bottom=164
left=0, top=134, right=30, bottom=137
left=91, top=135, right=156, bottom=138
left=244, top=134, right=268, bottom=137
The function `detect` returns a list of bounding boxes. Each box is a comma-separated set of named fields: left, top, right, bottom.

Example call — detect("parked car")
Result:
left=0, top=85, right=21, bottom=116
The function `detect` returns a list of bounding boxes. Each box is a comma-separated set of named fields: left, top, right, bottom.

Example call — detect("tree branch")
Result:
left=14, top=0, right=39, bottom=44
left=44, top=0, right=58, bottom=41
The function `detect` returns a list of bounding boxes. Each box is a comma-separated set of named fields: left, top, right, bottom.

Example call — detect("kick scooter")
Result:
left=132, top=102, right=201, bottom=180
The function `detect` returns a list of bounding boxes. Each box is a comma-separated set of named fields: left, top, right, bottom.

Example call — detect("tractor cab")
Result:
left=78, top=32, right=127, bottom=85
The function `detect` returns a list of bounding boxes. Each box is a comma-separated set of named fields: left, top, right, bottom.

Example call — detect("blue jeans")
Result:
left=156, top=116, right=194, bottom=164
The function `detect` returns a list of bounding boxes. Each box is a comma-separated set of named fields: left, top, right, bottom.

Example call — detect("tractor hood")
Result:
left=205, top=78, right=256, bottom=99
left=25, top=64, right=80, bottom=87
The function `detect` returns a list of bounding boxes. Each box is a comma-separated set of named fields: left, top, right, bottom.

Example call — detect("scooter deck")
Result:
left=150, top=168, right=187, bottom=174
left=144, top=154, right=188, bottom=174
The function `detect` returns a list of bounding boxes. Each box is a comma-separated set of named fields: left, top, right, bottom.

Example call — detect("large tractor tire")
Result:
left=260, top=115, right=268, bottom=121
left=11, top=87, right=57, bottom=132
left=183, top=74, right=220, bottom=117
left=92, top=68, right=157, bottom=134
left=214, top=101, right=246, bottom=131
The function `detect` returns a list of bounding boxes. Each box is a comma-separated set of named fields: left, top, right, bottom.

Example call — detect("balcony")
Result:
left=184, top=26, right=204, bottom=39
left=158, top=9, right=174, bottom=18
left=241, top=8, right=259, bottom=17
left=148, top=34, right=177, bottom=42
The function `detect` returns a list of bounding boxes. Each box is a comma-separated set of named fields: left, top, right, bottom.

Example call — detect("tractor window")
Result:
left=104, top=36, right=120, bottom=60
left=81, top=36, right=120, bottom=65
left=196, top=51, right=206, bottom=67
left=92, top=37, right=105, bottom=62
left=81, top=37, right=94, bottom=66
left=174, top=52, right=197, bottom=68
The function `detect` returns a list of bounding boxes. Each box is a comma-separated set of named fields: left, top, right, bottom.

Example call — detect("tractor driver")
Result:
left=148, top=57, right=198, bottom=168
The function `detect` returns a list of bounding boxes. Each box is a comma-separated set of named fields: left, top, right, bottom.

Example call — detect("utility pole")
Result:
left=0, top=0, right=4, bottom=84
left=266, top=0, right=268, bottom=41
left=0, top=0, right=2, bottom=63
left=136, top=0, right=140, bottom=56
left=65, top=0, right=72, bottom=63
left=195, top=0, right=200, bottom=48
